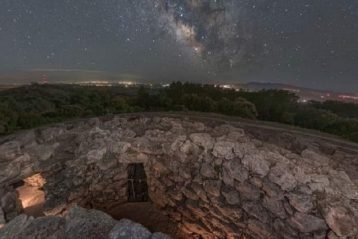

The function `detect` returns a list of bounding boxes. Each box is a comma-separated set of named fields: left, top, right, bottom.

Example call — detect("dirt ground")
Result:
left=108, top=202, right=191, bottom=239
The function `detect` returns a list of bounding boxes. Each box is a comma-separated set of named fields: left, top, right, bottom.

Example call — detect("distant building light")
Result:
left=283, top=88, right=300, bottom=93
left=220, top=84, right=233, bottom=89
left=118, top=81, right=135, bottom=86
left=301, top=99, right=308, bottom=103
left=339, top=95, right=358, bottom=101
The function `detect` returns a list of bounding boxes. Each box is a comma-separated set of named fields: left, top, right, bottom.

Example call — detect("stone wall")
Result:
left=0, top=114, right=357, bottom=238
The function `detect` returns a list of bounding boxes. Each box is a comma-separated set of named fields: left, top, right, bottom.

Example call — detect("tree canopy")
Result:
left=0, top=82, right=357, bottom=143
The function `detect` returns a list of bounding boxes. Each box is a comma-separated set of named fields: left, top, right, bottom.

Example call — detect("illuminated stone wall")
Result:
left=0, top=114, right=357, bottom=238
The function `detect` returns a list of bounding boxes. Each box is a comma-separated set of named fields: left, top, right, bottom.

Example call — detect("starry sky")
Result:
left=0, top=0, right=357, bottom=92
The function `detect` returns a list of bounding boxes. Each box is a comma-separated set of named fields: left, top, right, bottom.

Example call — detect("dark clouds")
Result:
left=0, top=0, right=357, bottom=92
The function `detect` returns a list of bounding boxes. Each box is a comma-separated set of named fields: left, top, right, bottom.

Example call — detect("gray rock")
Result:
left=179, top=140, right=196, bottom=155
left=29, top=144, right=58, bottom=161
left=287, top=193, right=314, bottom=213
left=249, top=177, right=263, bottom=188
left=318, top=143, right=336, bottom=155
left=308, top=174, right=330, bottom=192
left=248, top=219, right=274, bottom=239
left=152, top=160, right=171, bottom=175
left=151, top=232, right=172, bottom=239
left=200, top=163, right=217, bottom=178
left=189, top=133, right=215, bottom=151
left=213, top=141, right=235, bottom=159
left=190, top=182, right=208, bottom=202
left=262, top=180, right=283, bottom=198
left=0, top=214, right=33, bottom=239
left=109, top=219, right=152, bottom=239
left=327, top=231, right=339, bottom=239
left=0, top=207, right=172, bottom=239
left=289, top=212, right=327, bottom=233
left=86, top=148, right=107, bottom=164
left=0, top=206, right=171, bottom=239
left=0, top=141, right=21, bottom=161
left=38, top=126, right=66, bottom=142
left=243, top=202, right=269, bottom=223
left=97, top=154, right=118, bottom=170
left=182, top=188, right=199, bottom=201
left=323, top=206, right=358, bottom=237
left=301, top=149, right=330, bottom=166
left=65, top=206, right=116, bottom=239
left=0, top=191, right=22, bottom=221
left=235, top=182, right=261, bottom=201
left=112, top=142, right=131, bottom=154
left=233, top=142, right=255, bottom=158
left=226, top=130, right=245, bottom=141
left=222, top=185, right=240, bottom=205
left=273, top=218, right=298, bottom=238
left=269, top=163, right=297, bottom=191
left=222, top=160, right=249, bottom=185
left=13, top=216, right=65, bottom=239
left=262, top=196, right=287, bottom=219
left=203, top=180, right=222, bottom=197
left=283, top=200, right=295, bottom=216
left=0, top=161, right=21, bottom=184
left=242, top=153, right=270, bottom=177
left=0, top=207, right=5, bottom=226
left=328, top=170, right=358, bottom=200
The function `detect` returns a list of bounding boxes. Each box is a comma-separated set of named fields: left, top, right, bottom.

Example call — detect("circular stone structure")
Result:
left=0, top=113, right=358, bottom=239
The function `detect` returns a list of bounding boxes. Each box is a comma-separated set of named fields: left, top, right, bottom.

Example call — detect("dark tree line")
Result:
left=0, top=82, right=357, bottom=142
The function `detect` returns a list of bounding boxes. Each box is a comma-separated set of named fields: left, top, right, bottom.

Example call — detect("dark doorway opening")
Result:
left=127, top=163, right=148, bottom=202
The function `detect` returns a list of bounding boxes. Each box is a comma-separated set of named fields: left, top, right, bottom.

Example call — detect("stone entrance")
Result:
left=127, top=163, right=148, bottom=202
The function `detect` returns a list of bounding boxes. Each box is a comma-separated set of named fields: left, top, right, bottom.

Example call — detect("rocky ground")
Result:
left=0, top=113, right=357, bottom=239
left=0, top=205, right=172, bottom=239
left=109, top=202, right=189, bottom=239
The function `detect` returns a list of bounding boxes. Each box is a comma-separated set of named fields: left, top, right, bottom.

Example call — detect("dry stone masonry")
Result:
left=0, top=113, right=357, bottom=239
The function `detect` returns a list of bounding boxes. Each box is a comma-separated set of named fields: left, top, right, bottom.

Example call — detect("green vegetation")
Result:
left=0, top=82, right=358, bottom=143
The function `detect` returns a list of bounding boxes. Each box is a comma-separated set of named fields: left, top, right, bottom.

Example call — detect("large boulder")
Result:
left=0, top=214, right=33, bottom=239
left=64, top=206, right=117, bottom=239
left=12, top=216, right=65, bottom=239
left=0, top=206, right=172, bottom=239
left=109, top=219, right=152, bottom=239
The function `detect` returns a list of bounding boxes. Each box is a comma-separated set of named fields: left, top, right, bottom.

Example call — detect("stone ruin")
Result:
left=0, top=113, right=357, bottom=238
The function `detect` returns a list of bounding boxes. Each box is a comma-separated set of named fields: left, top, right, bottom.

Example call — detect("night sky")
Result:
left=0, top=0, right=357, bottom=92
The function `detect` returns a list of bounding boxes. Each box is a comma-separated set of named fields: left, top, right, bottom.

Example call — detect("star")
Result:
left=0, top=0, right=356, bottom=92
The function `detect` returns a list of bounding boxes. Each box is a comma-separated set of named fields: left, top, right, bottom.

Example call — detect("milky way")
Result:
left=157, top=0, right=261, bottom=71
left=0, top=0, right=357, bottom=92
